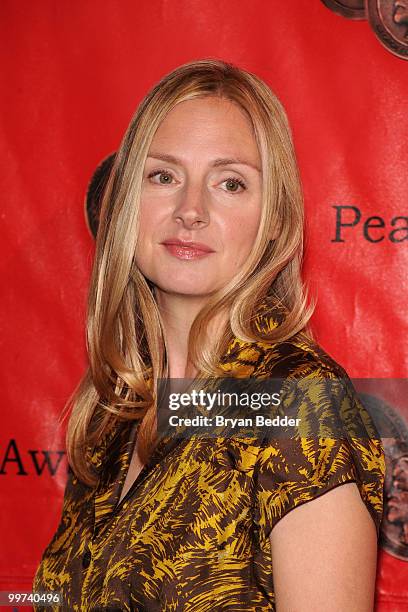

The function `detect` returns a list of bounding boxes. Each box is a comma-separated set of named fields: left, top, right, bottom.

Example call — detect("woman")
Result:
left=33, top=59, right=385, bottom=611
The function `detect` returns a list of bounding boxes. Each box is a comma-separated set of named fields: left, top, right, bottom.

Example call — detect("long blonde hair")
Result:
left=64, top=58, right=315, bottom=485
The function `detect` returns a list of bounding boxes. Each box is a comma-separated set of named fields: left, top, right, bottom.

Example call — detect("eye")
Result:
left=221, top=177, right=247, bottom=193
left=147, top=169, right=175, bottom=185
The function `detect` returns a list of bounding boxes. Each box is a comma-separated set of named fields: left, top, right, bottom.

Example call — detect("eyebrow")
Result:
left=147, top=152, right=261, bottom=173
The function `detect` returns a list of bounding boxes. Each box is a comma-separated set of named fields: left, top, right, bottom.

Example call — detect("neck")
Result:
left=154, top=289, right=227, bottom=378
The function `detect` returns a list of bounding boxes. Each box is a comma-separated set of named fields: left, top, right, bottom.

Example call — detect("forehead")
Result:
left=149, top=97, right=260, bottom=160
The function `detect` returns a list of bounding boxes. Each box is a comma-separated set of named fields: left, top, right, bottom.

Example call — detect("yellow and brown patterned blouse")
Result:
left=33, top=305, right=385, bottom=611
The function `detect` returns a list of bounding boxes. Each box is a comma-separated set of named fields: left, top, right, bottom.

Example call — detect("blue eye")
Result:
left=222, top=177, right=247, bottom=192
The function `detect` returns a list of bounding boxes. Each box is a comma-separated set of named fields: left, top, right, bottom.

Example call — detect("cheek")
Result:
left=222, top=208, right=262, bottom=255
left=137, top=198, right=166, bottom=238
left=137, top=213, right=151, bottom=239
left=134, top=205, right=157, bottom=264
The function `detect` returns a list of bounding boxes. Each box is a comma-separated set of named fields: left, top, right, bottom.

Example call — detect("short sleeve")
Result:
left=252, top=373, right=385, bottom=541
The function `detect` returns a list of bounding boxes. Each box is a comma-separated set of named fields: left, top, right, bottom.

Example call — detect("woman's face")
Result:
left=135, top=96, right=263, bottom=298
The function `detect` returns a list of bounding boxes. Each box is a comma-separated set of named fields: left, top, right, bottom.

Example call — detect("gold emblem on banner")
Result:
left=321, top=0, right=408, bottom=59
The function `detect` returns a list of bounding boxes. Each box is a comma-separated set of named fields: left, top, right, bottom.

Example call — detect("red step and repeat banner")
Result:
left=1, top=1, right=407, bottom=609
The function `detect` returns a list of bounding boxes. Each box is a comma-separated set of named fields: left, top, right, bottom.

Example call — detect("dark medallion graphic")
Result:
left=321, top=0, right=366, bottom=19
left=85, top=152, right=116, bottom=239
left=394, top=0, right=408, bottom=34
left=322, top=0, right=408, bottom=58
left=366, top=0, right=408, bottom=58
left=359, top=392, right=408, bottom=560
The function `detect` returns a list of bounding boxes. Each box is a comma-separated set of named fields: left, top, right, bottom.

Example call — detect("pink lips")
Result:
left=161, top=239, right=215, bottom=260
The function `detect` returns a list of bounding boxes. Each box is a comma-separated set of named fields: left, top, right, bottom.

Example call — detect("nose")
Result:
left=172, top=180, right=210, bottom=229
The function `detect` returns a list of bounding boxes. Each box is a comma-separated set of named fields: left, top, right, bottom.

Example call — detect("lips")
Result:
left=160, top=239, right=215, bottom=260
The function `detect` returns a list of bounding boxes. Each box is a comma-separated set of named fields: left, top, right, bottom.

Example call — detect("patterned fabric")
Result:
left=33, top=303, right=385, bottom=611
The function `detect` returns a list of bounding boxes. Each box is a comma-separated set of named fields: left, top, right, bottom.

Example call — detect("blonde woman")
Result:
left=33, top=59, right=385, bottom=611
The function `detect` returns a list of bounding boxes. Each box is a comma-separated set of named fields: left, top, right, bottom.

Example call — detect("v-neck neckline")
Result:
left=92, top=419, right=185, bottom=536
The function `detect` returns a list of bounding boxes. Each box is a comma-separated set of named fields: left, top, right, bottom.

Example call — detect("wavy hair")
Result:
left=63, top=58, right=315, bottom=485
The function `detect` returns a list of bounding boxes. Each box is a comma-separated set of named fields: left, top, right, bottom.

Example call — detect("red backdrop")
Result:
left=1, top=1, right=407, bottom=609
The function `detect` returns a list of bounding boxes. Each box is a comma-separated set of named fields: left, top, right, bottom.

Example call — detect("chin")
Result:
left=145, top=267, right=218, bottom=294
left=153, top=281, right=218, bottom=297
